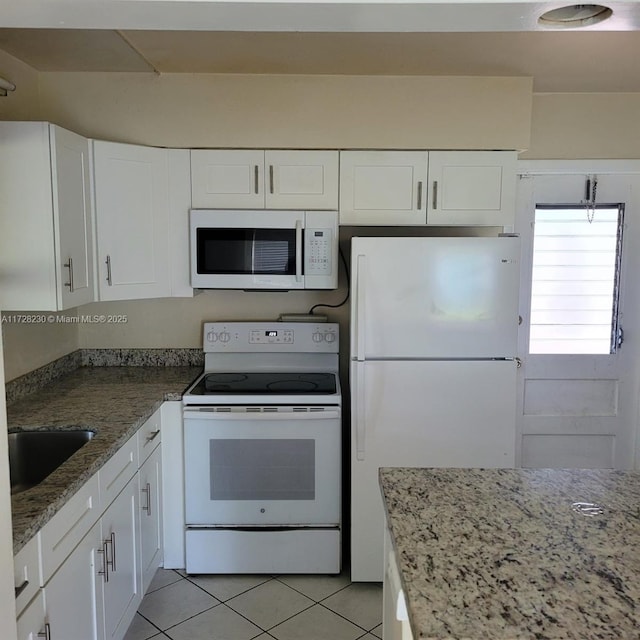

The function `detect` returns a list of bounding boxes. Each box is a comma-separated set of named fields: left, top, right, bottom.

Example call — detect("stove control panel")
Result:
left=203, top=322, right=339, bottom=353
left=249, top=329, right=294, bottom=344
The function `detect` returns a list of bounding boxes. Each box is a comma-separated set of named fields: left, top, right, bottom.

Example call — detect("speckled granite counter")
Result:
left=380, top=467, right=640, bottom=640
left=8, top=365, right=201, bottom=554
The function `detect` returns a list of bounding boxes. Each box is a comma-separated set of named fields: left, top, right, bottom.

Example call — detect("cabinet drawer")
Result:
left=14, top=535, right=41, bottom=616
left=40, top=473, right=100, bottom=584
left=100, top=434, right=139, bottom=507
left=138, top=407, right=162, bottom=464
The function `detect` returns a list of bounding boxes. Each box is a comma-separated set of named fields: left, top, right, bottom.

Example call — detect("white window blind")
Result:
left=529, top=206, right=623, bottom=355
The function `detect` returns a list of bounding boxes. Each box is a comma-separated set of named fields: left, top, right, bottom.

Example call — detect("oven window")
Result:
left=196, top=228, right=296, bottom=275
left=209, top=439, right=315, bottom=500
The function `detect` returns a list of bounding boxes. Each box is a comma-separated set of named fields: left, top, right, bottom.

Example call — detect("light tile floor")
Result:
left=124, top=568, right=383, bottom=640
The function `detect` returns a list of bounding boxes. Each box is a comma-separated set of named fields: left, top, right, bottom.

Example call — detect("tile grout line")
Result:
left=159, top=602, right=222, bottom=634
left=138, top=570, right=382, bottom=639
left=133, top=611, right=164, bottom=640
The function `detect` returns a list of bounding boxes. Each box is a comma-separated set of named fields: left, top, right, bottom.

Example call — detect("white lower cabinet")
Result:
left=15, top=407, right=168, bottom=640
left=139, top=444, right=163, bottom=593
left=102, top=475, right=142, bottom=640
left=44, top=521, right=105, bottom=640
left=16, top=591, right=46, bottom=640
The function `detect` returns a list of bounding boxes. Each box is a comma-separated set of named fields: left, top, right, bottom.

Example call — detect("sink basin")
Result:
left=8, top=429, right=95, bottom=494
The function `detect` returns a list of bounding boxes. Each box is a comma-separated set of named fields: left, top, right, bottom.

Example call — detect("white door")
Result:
left=44, top=521, right=105, bottom=640
left=339, top=151, right=428, bottom=225
left=516, top=167, right=640, bottom=469
left=426, top=151, right=517, bottom=226
left=191, top=149, right=265, bottom=208
left=102, top=475, right=141, bottom=640
left=93, top=141, right=170, bottom=301
left=351, top=236, right=520, bottom=359
left=351, top=359, right=517, bottom=582
left=265, top=150, right=339, bottom=210
left=51, top=125, right=95, bottom=309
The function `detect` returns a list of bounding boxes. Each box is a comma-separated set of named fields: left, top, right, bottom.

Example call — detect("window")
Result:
left=529, top=205, right=624, bottom=355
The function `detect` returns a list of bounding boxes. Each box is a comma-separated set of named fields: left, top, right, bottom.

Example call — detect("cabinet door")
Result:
left=191, top=149, right=264, bottom=208
left=44, top=521, right=105, bottom=640
left=102, top=475, right=142, bottom=640
left=93, top=141, right=171, bottom=301
left=139, top=445, right=163, bottom=593
left=16, top=590, right=46, bottom=640
left=426, top=151, right=517, bottom=226
left=339, top=151, right=427, bottom=225
left=265, top=150, right=339, bottom=210
left=50, top=125, right=95, bottom=309
left=161, top=401, right=185, bottom=569
left=0, top=122, right=94, bottom=311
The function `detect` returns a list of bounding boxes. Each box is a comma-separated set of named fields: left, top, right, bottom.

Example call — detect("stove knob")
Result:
left=312, top=331, right=323, bottom=343
left=325, top=332, right=336, bottom=343
left=206, top=331, right=217, bottom=342
left=219, top=331, right=231, bottom=343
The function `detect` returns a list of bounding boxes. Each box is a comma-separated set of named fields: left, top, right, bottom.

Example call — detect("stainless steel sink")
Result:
left=8, top=429, right=95, bottom=494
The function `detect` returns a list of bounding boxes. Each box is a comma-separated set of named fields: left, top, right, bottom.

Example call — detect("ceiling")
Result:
left=1, top=1, right=640, bottom=93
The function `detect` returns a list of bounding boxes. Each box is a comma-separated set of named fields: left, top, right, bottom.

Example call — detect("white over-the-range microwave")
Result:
left=190, top=209, right=339, bottom=290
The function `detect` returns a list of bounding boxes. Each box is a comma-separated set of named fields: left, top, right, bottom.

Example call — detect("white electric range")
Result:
left=182, top=321, right=342, bottom=574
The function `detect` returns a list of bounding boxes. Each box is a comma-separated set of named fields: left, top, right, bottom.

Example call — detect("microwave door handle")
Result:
left=295, top=220, right=303, bottom=283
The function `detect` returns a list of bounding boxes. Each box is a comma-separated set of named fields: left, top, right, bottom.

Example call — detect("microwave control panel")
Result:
left=305, top=228, right=333, bottom=275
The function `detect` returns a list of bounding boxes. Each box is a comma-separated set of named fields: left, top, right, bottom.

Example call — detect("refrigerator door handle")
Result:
left=355, top=254, right=366, bottom=361
left=354, top=363, right=366, bottom=461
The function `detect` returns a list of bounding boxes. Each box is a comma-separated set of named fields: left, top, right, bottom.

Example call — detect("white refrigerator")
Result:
left=350, top=236, right=520, bottom=582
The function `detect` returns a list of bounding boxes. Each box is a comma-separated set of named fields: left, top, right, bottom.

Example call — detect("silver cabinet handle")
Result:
left=142, top=482, right=152, bottom=516
left=98, top=540, right=109, bottom=582
left=269, top=165, right=274, bottom=194
left=101, top=531, right=116, bottom=576
left=145, top=430, right=160, bottom=443
left=417, top=181, right=423, bottom=210
left=254, top=165, right=259, bottom=194
left=109, top=531, right=116, bottom=572
left=105, top=255, right=113, bottom=286
left=14, top=579, right=29, bottom=598
left=63, top=257, right=74, bottom=292
left=432, top=181, right=438, bottom=209
left=37, top=623, right=52, bottom=640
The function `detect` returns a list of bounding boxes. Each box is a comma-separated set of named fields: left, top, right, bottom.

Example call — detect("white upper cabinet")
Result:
left=265, top=150, right=339, bottom=210
left=426, top=151, right=517, bottom=226
left=339, top=151, right=428, bottom=225
left=190, top=149, right=339, bottom=210
left=93, top=141, right=171, bottom=301
left=0, top=122, right=95, bottom=311
left=191, top=149, right=264, bottom=209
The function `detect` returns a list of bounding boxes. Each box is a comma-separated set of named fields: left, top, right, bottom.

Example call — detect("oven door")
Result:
left=190, top=209, right=304, bottom=290
left=183, top=406, right=341, bottom=526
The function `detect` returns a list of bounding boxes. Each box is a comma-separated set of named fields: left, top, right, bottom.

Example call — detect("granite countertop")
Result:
left=8, top=365, right=201, bottom=554
left=380, top=467, right=640, bottom=640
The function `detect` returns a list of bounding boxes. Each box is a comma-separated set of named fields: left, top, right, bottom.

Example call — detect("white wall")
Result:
left=2, top=51, right=640, bottom=379
left=35, top=72, right=533, bottom=150
left=522, top=93, right=640, bottom=160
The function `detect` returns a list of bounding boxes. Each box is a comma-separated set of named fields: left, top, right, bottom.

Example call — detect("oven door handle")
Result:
left=183, top=409, right=341, bottom=421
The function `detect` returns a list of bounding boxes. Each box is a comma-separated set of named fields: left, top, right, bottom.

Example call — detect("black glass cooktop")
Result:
left=190, top=372, right=337, bottom=395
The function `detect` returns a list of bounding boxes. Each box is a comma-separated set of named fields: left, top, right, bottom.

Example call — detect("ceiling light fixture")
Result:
left=538, top=4, right=613, bottom=28
left=0, top=76, right=16, bottom=97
